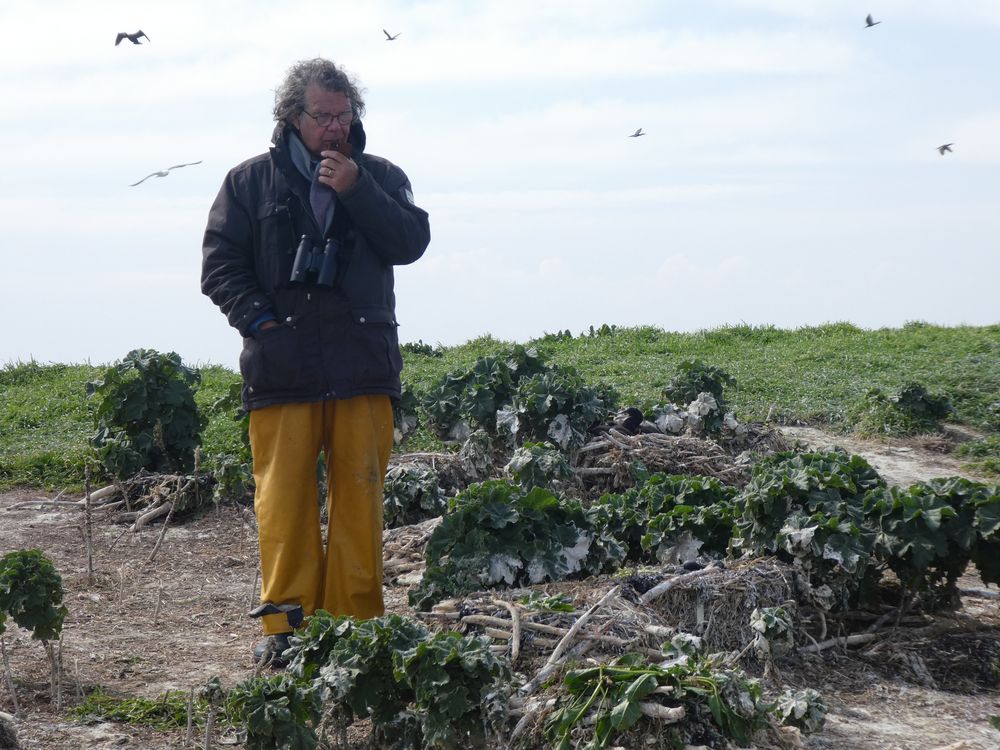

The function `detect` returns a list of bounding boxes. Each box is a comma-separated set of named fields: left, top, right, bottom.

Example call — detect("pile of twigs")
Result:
left=573, top=431, right=750, bottom=490
left=383, top=516, right=442, bottom=582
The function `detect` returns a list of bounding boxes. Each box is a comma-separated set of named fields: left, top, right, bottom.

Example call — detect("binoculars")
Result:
left=290, top=235, right=339, bottom=286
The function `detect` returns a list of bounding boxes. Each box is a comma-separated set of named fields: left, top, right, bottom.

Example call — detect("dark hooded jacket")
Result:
left=201, top=121, right=430, bottom=410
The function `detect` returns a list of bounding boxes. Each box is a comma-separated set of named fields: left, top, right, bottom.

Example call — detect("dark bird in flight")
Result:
left=115, top=30, right=150, bottom=45
left=130, top=161, right=202, bottom=187
left=937, top=143, right=954, bottom=155
left=383, top=29, right=401, bottom=40
left=865, top=14, right=881, bottom=28
left=629, top=128, right=645, bottom=138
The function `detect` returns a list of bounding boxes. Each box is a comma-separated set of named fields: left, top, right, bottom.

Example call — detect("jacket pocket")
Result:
left=348, top=307, right=402, bottom=387
left=239, top=324, right=301, bottom=395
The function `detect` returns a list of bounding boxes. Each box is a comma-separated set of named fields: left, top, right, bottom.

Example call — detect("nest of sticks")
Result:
left=417, top=557, right=797, bottom=670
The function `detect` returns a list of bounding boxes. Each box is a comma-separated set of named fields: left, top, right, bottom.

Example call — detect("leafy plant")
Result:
left=854, top=383, right=953, bottom=437
left=0, top=549, right=68, bottom=641
left=394, top=383, right=422, bottom=443
left=504, top=442, right=573, bottom=491
left=410, top=481, right=622, bottom=610
left=383, top=464, right=448, bottom=528
left=87, top=348, right=205, bottom=478
left=866, top=477, right=1000, bottom=601
left=749, top=605, right=795, bottom=660
left=227, top=674, right=321, bottom=750
left=316, top=615, right=429, bottom=746
left=773, top=688, right=827, bottom=734
left=510, top=366, right=614, bottom=449
left=732, top=450, right=884, bottom=611
left=545, top=653, right=768, bottom=750
left=588, top=474, right=737, bottom=565
left=393, top=631, right=511, bottom=749
left=663, top=360, right=735, bottom=410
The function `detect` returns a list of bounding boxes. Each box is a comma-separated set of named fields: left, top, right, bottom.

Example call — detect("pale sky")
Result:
left=1, top=1, right=997, bottom=369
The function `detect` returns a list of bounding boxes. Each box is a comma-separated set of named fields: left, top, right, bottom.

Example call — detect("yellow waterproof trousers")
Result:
left=249, top=395, right=393, bottom=635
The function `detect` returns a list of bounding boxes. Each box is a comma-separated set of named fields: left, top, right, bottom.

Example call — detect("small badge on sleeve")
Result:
left=402, top=187, right=415, bottom=205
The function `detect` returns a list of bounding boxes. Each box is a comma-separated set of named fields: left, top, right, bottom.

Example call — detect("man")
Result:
left=201, top=58, right=430, bottom=661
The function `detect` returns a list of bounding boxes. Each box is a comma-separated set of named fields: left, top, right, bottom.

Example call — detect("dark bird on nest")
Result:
left=115, top=30, right=150, bottom=45
left=937, top=143, right=954, bottom=155
left=590, top=407, right=645, bottom=436
left=864, top=14, right=881, bottom=28
left=130, top=161, right=202, bottom=187
left=383, top=29, right=401, bottom=40
left=629, top=128, right=645, bottom=138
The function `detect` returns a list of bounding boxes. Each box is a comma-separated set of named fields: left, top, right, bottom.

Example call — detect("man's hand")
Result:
left=317, top=150, right=359, bottom=192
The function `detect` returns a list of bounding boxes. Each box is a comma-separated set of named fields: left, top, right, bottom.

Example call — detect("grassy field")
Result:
left=2, top=322, right=998, bottom=489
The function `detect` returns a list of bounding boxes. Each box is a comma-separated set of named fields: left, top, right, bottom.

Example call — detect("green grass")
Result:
left=69, top=687, right=214, bottom=729
left=2, top=322, right=998, bottom=490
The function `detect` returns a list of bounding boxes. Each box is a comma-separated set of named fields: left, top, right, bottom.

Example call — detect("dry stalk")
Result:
left=147, top=502, right=176, bottom=563
left=73, top=658, right=84, bottom=701
left=798, top=632, right=877, bottom=654
left=0, top=636, right=20, bottom=716
left=186, top=686, right=195, bottom=746
left=491, top=599, right=521, bottom=664
left=131, top=502, right=172, bottom=532
left=639, top=567, right=717, bottom=606
left=84, top=466, right=95, bottom=585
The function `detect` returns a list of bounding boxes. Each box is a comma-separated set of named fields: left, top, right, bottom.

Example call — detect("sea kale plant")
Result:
left=0, top=549, right=68, bottom=642
left=383, top=464, right=448, bottom=528
left=410, top=480, right=623, bottom=610
left=864, top=477, right=1000, bottom=604
left=731, top=450, right=885, bottom=611
left=504, top=442, right=573, bottom=492
left=87, top=348, right=205, bottom=479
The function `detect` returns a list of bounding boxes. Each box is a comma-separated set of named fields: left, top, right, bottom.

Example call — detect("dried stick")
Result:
left=638, top=567, right=716, bottom=606
left=0, top=636, right=20, bottom=716
left=73, top=658, right=84, bottom=701
left=203, top=703, right=215, bottom=750
left=798, top=632, right=877, bottom=654
left=146, top=502, right=176, bottom=563
left=547, top=586, right=621, bottom=668
left=55, top=637, right=64, bottom=711
left=84, top=466, right=95, bottom=585
left=461, top=614, right=663, bottom=657
left=491, top=599, right=521, bottom=665
left=186, top=686, right=195, bottom=746
left=131, top=501, right=172, bottom=532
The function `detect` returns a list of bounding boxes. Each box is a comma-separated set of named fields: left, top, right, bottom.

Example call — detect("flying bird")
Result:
left=383, top=29, right=401, bottom=40
left=130, top=161, right=202, bottom=187
left=865, top=14, right=881, bottom=27
left=115, top=30, right=150, bottom=45
left=937, top=143, right=954, bottom=155
left=629, top=128, right=645, bottom=138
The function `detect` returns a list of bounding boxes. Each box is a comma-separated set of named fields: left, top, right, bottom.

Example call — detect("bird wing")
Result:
left=130, top=173, right=155, bottom=187
left=115, top=32, right=127, bottom=45
left=383, top=28, right=392, bottom=39
left=166, top=160, right=203, bottom=170
left=866, top=14, right=873, bottom=24
left=137, top=30, right=150, bottom=42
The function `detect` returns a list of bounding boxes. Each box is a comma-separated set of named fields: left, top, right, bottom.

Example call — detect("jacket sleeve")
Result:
left=336, top=160, right=430, bottom=266
left=201, top=171, right=273, bottom=338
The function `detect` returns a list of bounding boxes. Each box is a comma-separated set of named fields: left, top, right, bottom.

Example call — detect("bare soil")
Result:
left=0, top=428, right=998, bottom=750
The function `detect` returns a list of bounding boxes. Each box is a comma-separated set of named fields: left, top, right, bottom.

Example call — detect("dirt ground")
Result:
left=0, top=428, right=998, bottom=750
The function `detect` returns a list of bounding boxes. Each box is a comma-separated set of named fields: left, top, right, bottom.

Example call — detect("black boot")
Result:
left=253, top=633, right=292, bottom=668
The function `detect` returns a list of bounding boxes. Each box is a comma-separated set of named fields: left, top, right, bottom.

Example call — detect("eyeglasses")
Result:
left=302, top=110, right=353, bottom=128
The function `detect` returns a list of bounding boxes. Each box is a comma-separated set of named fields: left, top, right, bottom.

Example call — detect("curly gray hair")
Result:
left=273, top=58, right=366, bottom=125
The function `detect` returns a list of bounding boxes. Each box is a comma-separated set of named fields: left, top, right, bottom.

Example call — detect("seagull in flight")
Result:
left=383, top=29, right=401, bottom=40
left=864, top=14, right=881, bottom=28
left=629, top=128, right=645, bottom=138
left=937, top=143, right=954, bottom=155
left=130, top=161, right=202, bottom=187
left=115, top=30, right=150, bottom=45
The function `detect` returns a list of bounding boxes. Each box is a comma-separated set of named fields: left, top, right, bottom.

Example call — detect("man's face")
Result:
left=297, top=83, right=353, bottom=157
